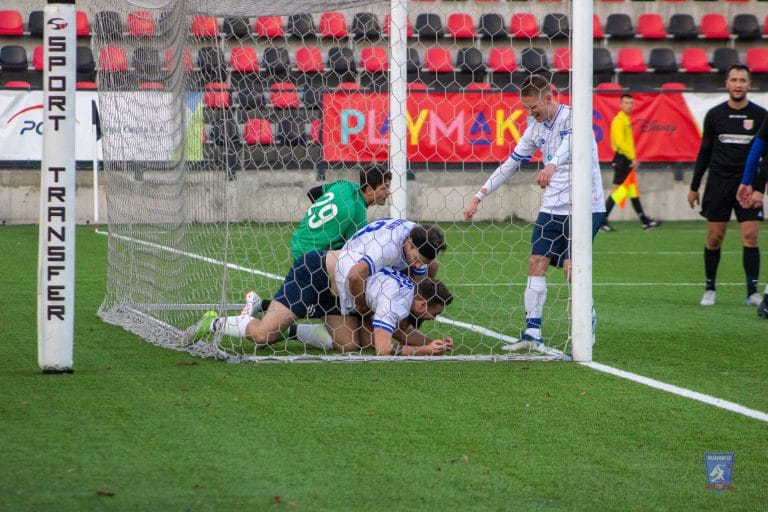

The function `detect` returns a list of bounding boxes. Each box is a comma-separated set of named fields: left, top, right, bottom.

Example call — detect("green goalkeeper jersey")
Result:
left=290, top=180, right=367, bottom=260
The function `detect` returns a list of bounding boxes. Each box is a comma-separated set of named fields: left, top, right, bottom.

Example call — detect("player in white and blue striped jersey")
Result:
left=464, top=74, right=606, bottom=348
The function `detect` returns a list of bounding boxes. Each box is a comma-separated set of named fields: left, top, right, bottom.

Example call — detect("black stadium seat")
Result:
left=287, top=13, right=315, bottom=39
left=668, top=14, right=698, bottom=40
left=712, top=48, right=740, bottom=73
left=456, top=47, right=485, bottom=85
left=521, top=47, right=548, bottom=74
left=732, top=14, right=761, bottom=41
left=0, top=45, right=28, bottom=71
left=263, top=47, right=291, bottom=75
left=415, top=13, right=444, bottom=39
left=594, top=47, right=615, bottom=74
left=478, top=13, right=506, bottom=40
left=648, top=47, right=678, bottom=73
left=541, top=13, right=569, bottom=40
left=28, top=10, right=44, bottom=37
left=604, top=13, right=635, bottom=39
left=351, top=12, right=381, bottom=40
left=93, top=10, right=123, bottom=40
left=222, top=17, right=250, bottom=38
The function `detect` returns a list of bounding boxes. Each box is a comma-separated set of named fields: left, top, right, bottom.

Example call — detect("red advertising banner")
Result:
left=322, top=91, right=704, bottom=163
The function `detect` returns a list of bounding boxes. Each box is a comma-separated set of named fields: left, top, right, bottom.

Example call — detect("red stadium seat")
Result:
left=423, top=47, right=454, bottom=72
left=636, top=13, right=667, bottom=39
left=295, top=46, right=325, bottom=72
left=384, top=14, right=414, bottom=38
left=0, top=10, right=23, bottom=36
left=164, top=48, right=194, bottom=72
left=466, top=82, right=492, bottom=90
left=308, top=118, right=321, bottom=145
left=76, top=81, right=98, bottom=90
left=679, top=48, right=711, bottom=73
left=203, top=82, right=231, bottom=109
left=76, top=11, right=91, bottom=37
left=32, top=45, right=44, bottom=71
left=407, top=81, right=428, bottom=90
left=3, top=80, right=31, bottom=89
left=190, top=15, right=219, bottom=38
left=446, top=13, right=476, bottom=39
left=552, top=48, right=571, bottom=72
left=319, top=12, right=348, bottom=39
left=487, top=47, right=518, bottom=72
left=616, top=48, right=647, bottom=73
left=139, top=81, right=164, bottom=90
left=243, top=118, right=274, bottom=145
left=359, top=47, right=388, bottom=72
left=269, top=82, right=300, bottom=108
left=660, top=82, right=687, bottom=91
left=127, top=11, right=156, bottom=37
left=595, top=82, right=625, bottom=92
left=593, top=14, right=604, bottom=40
left=254, top=16, right=285, bottom=38
left=700, top=14, right=730, bottom=40
left=745, top=48, right=768, bottom=73
left=229, top=46, right=259, bottom=73
left=510, top=13, right=539, bottom=39
left=99, top=45, right=129, bottom=72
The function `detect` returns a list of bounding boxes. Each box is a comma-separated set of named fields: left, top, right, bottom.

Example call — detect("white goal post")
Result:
left=91, top=0, right=594, bottom=362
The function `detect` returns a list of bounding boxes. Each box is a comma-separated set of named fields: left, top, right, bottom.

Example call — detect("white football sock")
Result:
left=214, top=314, right=251, bottom=338
left=295, top=324, right=334, bottom=351
left=524, top=276, right=547, bottom=336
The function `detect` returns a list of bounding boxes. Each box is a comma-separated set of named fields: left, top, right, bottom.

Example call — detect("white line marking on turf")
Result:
left=95, top=229, right=768, bottom=423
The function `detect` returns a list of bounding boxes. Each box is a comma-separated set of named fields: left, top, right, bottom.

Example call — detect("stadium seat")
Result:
left=700, top=14, right=730, bottom=40
left=415, top=13, right=444, bottom=39
left=552, top=47, right=571, bottom=72
left=32, top=46, right=43, bottom=72
left=76, top=81, right=98, bottom=90
left=127, top=11, right=156, bottom=37
left=478, top=13, right=507, bottom=40
left=679, top=48, right=712, bottom=73
left=593, top=14, right=604, bottom=40
left=243, top=118, right=274, bottom=145
left=745, top=48, right=768, bottom=73
left=223, top=17, right=250, bottom=38
left=28, top=11, right=44, bottom=38
left=164, top=47, right=194, bottom=73
left=319, top=12, right=348, bottom=39
left=423, top=47, right=454, bottom=72
left=351, top=12, right=381, bottom=40
left=203, top=82, right=232, bottom=109
left=295, top=46, right=325, bottom=72
left=446, top=13, right=476, bottom=39
left=384, top=14, right=414, bottom=38
left=336, top=81, right=361, bottom=91
left=712, top=48, right=740, bottom=73
left=731, top=14, right=761, bottom=41
left=0, top=10, right=23, bottom=36
left=407, top=47, right=422, bottom=74
left=521, top=47, right=548, bottom=73
left=637, top=13, right=667, bottom=39
left=660, top=82, right=687, bottom=91
left=76, top=11, right=91, bottom=37
left=487, top=47, right=518, bottom=72
left=407, top=81, right=428, bottom=91
left=196, top=47, right=226, bottom=81
left=269, top=82, right=300, bottom=108
left=229, top=46, right=260, bottom=73
left=541, top=13, right=569, bottom=39
left=93, top=10, right=123, bottom=40
left=308, top=118, right=321, bottom=145
left=595, top=82, right=625, bottom=92
left=275, top=118, right=305, bottom=146
left=0, top=45, right=28, bottom=72
left=594, top=47, right=615, bottom=74
left=190, top=15, right=220, bottom=38
left=456, top=47, right=485, bottom=76
left=327, top=46, right=357, bottom=81
left=466, top=82, right=492, bottom=91
left=3, top=80, right=31, bottom=89
left=139, top=81, right=164, bottom=91
left=616, top=47, right=647, bottom=73
left=254, top=16, right=285, bottom=38
left=209, top=118, right=238, bottom=146
left=132, top=46, right=162, bottom=81
left=287, top=13, right=315, bottom=39
left=359, top=47, right=388, bottom=72
left=77, top=46, right=96, bottom=76
left=604, top=13, right=635, bottom=39
left=263, top=47, right=291, bottom=75
left=510, top=13, right=539, bottom=39
left=668, top=14, right=698, bottom=40
left=647, top=47, right=678, bottom=73
left=98, top=45, right=129, bottom=72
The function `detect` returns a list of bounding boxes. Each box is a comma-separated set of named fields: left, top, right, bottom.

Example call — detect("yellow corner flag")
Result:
left=610, top=169, right=639, bottom=208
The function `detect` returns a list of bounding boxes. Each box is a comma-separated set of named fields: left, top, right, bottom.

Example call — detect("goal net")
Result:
left=94, top=0, right=585, bottom=362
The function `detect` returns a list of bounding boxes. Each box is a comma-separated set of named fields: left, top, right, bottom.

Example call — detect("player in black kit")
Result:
left=688, top=65, right=766, bottom=307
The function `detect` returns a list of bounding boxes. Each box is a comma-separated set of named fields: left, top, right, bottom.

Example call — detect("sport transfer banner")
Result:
left=322, top=91, right=768, bottom=163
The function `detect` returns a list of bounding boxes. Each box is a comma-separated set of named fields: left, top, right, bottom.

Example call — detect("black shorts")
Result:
left=701, top=175, right=764, bottom=223
left=611, top=153, right=632, bottom=185
left=273, top=251, right=342, bottom=318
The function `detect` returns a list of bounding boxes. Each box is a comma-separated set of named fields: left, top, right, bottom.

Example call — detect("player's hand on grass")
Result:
left=687, top=190, right=699, bottom=209
left=463, top=196, right=481, bottom=221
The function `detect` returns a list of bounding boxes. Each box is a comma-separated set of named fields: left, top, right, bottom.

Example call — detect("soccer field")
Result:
left=1, top=222, right=766, bottom=510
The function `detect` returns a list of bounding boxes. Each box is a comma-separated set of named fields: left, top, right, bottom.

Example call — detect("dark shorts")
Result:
left=611, top=153, right=632, bottom=185
left=701, top=175, right=764, bottom=223
left=273, top=251, right=342, bottom=318
left=531, top=212, right=605, bottom=268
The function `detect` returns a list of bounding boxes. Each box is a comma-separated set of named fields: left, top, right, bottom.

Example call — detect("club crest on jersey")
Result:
left=744, top=119, right=754, bottom=131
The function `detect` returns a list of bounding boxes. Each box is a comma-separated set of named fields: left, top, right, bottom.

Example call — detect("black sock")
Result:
left=704, top=247, right=720, bottom=291
left=604, top=197, right=615, bottom=219
left=260, top=299, right=271, bottom=312
left=631, top=198, right=650, bottom=224
left=287, top=324, right=297, bottom=339
left=743, top=246, right=760, bottom=296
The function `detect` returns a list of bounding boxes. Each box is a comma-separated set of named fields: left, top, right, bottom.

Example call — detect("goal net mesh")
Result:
left=95, top=0, right=575, bottom=362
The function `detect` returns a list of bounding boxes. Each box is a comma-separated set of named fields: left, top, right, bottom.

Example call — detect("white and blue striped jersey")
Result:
left=365, top=268, right=414, bottom=333
left=335, top=218, right=427, bottom=314
left=477, top=104, right=606, bottom=215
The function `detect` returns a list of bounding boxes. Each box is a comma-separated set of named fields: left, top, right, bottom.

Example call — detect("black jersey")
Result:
left=690, top=101, right=767, bottom=191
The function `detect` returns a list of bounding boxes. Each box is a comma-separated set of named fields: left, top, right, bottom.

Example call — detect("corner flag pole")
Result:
left=38, top=0, right=76, bottom=373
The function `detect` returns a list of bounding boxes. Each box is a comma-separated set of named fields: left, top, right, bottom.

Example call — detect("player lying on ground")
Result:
left=184, top=250, right=454, bottom=356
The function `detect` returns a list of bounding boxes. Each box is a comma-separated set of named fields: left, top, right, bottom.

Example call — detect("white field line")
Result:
left=95, top=229, right=767, bottom=423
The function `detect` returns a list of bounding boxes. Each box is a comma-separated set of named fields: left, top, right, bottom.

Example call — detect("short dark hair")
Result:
left=359, top=166, right=392, bottom=192
left=519, top=74, right=552, bottom=98
left=409, top=224, right=446, bottom=261
left=726, top=64, right=751, bottom=79
left=415, top=278, right=454, bottom=307
left=620, top=93, right=633, bottom=101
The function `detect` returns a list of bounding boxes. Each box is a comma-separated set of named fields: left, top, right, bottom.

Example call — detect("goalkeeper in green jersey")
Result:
left=290, top=166, right=392, bottom=260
